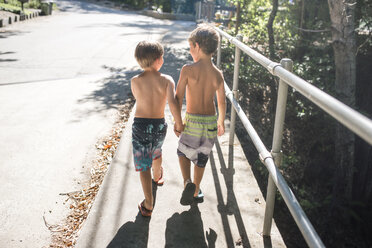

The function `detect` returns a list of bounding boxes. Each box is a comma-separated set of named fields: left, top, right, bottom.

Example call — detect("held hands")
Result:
left=217, top=119, right=225, bottom=136
left=174, top=121, right=185, bottom=137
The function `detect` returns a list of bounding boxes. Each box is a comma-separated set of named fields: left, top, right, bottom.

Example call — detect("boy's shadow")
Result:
left=107, top=182, right=159, bottom=248
left=107, top=212, right=150, bottom=248
left=165, top=203, right=217, bottom=248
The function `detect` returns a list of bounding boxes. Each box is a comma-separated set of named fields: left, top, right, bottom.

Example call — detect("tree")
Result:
left=327, top=0, right=356, bottom=210
left=267, top=0, right=278, bottom=60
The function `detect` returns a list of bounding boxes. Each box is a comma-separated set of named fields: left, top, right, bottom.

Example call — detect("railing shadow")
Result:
left=210, top=139, right=274, bottom=248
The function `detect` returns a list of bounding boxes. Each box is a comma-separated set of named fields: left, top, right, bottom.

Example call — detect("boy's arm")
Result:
left=175, top=66, right=188, bottom=111
left=166, top=76, right=184, bottom=136
left=130, top=77, right=137, bottom=100
left=216, top=76, right=226, bottom=136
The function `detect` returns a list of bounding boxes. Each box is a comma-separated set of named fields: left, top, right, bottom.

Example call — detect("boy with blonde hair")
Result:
left=175, top=25, right=226, bottom=205
left=131, top=40, right=183, bottom=216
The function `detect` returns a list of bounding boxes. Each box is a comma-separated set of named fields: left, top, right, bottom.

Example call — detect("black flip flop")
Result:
left=138, top=200, right=152, bottom=217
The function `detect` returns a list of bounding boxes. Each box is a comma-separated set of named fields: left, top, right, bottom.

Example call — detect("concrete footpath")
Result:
left=75, top=24, right=286, bottom=248
left=76, top=105, right=286, bottom=248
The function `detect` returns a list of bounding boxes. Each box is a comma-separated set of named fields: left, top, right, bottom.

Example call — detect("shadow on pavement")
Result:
left=0, top=30, right=29, bottom=39
left=209, top=139, right=270, bottom=248
left=165, top=203, right=217, bottom=248
left=76, top=66, right=139, bottom=115
left=0, top=58, right=17, bottom=62
left=107, top=182, right=159, bottom=248
left=107, top=212, right=151, bottom=248
left=161, top=46, right=192, bottom=84
left=77, top=45, right=190, bottom=117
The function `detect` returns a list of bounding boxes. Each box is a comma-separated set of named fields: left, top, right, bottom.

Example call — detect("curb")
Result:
left=0, top=9, right=42, bottom=28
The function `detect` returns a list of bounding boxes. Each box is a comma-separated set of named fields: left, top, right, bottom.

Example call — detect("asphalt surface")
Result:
left=0, top=1, right=195, bottom=247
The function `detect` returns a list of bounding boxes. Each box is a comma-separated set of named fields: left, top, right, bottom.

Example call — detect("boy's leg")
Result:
left=193, top=165, right=205, bottom=197
left=152, top=156, right=162, bottom=180
left=178, top=155, right=191, bottom=187
left=139, top=169, right=153, bottom=210
left=179, top=155, right=196, bottom=205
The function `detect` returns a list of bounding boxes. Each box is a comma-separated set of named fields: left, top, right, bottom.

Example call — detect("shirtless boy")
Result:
left=175, top=25, right=226, bottom=205
left=131, top=41, right=183, bottom=216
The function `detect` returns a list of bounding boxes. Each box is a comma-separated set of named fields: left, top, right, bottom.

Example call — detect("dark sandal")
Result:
left=138, top=200, right=152, bottom=217
left=153, top=166, right=164, bottom=186
left=180, top=182, right=196, bottom=206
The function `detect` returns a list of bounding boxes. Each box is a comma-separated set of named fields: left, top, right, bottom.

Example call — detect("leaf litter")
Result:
left=46, top=96, right=135, bottom=248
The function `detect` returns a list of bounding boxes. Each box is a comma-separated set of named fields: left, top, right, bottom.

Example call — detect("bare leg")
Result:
left=179, top=155, right=191, bottom=187
left=193, top=165, right=205, bottom=197
left=152, top=156, right=162, bottom=180
left=139, top=169, right=153, bottom=210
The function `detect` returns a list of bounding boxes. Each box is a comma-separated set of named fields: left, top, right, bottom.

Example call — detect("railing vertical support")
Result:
left=196, top=1, right=202, bottom=20
left=263, top=58, right=293, bottom=236
left=229, top=34, right=243, bottom=146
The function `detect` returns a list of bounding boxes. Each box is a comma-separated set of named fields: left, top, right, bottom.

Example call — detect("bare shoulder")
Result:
left=181, top=64, right=193, bottom=75
left=131, top=73, right=142, bottom=83
left=212, top=64, right=224, bottom=83
left=160, top=73, right=175, bottom=85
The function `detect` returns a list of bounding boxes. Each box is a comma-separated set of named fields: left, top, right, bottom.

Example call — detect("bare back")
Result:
left=181, top=61, right=224, bottom=115
left=131, top=71, right=170, bottom=118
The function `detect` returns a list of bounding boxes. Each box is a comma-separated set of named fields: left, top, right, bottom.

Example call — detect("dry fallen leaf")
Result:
left=48, top=97, right=135, bottom=247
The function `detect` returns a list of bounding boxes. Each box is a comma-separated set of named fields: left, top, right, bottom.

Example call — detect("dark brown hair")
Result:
left=188, top=24, right=219, bottom=55
left=134, top=41, right=164, bottom=68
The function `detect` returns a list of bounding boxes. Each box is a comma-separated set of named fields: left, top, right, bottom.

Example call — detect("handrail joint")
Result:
left=259, top=150, right=273, bottom=164
left=267, top=62, right=281, bottom=75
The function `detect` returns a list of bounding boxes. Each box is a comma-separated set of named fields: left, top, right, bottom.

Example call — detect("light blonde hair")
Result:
left=134, top=41, right=164, bottom=68
left=188, top=24, right=219, bottom=55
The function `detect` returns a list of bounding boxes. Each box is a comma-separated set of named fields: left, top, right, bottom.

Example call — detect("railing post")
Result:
left=229, top=34, right=243, bottom=146
left=263, top=58, right=293, bottom=236
left=217, top=33, right=222, bottom=69
left=195, top=1, right=202, bottom=21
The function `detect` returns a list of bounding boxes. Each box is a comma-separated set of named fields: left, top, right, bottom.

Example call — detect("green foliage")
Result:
left=0, top=2, right=31, bottom=14
left=25, top=0, right=40, bottom=9
left=218, top=1, right=371, bottom=245
left=172, top=0, right=195, bottom=14
left=220, top=0, right=336, bottom=179
left=122, top=0, right=148, bottom=9
left=0, top=0, right=40, bottom=11
left=253, top=159, right=269, bottom=179
left=121, top=0, right=172, bottom=12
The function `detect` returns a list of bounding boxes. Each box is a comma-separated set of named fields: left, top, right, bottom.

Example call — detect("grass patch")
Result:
left=0, top=3, right=33, bottom=15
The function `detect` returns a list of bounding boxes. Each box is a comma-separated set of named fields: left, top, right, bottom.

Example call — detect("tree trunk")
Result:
left=235, top=2, right=241, bottom=35
left=327, top=0, right=356, bottom=207
left=267, top=0, right=278, bottom=60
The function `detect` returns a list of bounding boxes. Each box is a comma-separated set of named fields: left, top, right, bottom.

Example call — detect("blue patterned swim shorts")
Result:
left=132, top=117, right=167, bottom=172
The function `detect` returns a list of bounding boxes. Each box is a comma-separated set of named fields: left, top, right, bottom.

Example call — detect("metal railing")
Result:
left=213, top=24, right=372, bottom=248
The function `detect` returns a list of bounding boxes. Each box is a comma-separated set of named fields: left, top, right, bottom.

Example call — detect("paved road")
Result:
left=0, top=1, right=194, bottom=247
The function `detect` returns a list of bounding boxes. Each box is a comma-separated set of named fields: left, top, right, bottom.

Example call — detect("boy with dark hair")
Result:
left=131, top=40, right=183, bottom=216
left=175, top=25, right=226, bottom=205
